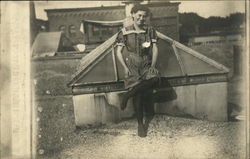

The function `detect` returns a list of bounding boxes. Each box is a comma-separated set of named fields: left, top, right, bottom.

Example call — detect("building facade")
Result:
left=45, top=2, right=180, bottom=46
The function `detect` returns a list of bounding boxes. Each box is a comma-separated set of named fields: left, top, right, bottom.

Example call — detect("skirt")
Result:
left=124, top=53, right=160, bottom=89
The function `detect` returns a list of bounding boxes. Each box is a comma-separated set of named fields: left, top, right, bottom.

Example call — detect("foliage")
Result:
left=179, top=12, right=245, bottom=43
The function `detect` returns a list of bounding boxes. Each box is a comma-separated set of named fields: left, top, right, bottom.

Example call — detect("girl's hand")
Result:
left=148, top=66, right=158, bottom=74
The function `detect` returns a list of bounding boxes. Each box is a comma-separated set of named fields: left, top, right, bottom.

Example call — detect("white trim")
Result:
left=172, top=42, right=186, bottom=75
left=112, top=44, right=119, bottom=81
left=83, top=19, right=124, bottom=26
left=152, top=39, right=157, bottom=43
left=121, top=28, right=146, bottom=35
left=117, top=42, right=125, bottom=46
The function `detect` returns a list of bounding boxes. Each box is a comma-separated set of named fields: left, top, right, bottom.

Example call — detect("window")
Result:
left=69, top=25, right=76, bottom=37
left=87, top=23, right=122, bottom=43
left=93, top=26, right=100, bottom=36
left=93, top=27, right=113, bottom=36
left=59, top=25, right=66, bottom=34
left=107, top=27, right=114, bottom=35
left=101, top=28, right=107, bottom=36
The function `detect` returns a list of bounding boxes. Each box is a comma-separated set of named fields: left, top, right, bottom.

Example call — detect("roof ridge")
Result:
left=67, top=33, right=118, bottom=86
left=156, top=31, right=230, bottom=72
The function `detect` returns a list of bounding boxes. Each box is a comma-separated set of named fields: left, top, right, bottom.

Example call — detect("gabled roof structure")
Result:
left=32, top=32, right=62, bottom=57
left=31, top=32, right=75, bottom=57
left=68, top=31, right=229, bottom=88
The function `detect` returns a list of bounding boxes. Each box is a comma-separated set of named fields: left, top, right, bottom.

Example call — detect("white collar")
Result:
left=121, top=28, right=146, bottom=35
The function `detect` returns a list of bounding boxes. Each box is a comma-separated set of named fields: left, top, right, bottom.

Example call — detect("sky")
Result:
left=177, top=1, right=245, bottom=17
left=34, top=1, right=245, bottom=20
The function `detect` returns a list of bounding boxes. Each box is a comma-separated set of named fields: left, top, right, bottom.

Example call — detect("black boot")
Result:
left=138, top=123, right=146, bottom=137
left=120, top=77, right=159, bottom=110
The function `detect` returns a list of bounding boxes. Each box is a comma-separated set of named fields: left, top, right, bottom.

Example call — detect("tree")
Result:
left=178, top=12, right=245, bottom=43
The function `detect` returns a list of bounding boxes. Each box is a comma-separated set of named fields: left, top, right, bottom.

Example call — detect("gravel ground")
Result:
left=38, top=115, right=246, bottom=159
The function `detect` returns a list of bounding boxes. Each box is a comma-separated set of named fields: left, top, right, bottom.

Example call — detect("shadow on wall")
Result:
left=153, top=77, right=177, bottom=103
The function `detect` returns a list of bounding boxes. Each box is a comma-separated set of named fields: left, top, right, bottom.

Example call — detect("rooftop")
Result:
left=188, top=29, right=244, bottom=38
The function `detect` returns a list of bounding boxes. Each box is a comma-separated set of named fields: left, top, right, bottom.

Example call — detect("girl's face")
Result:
left=132, top=10, right=147, bottom=27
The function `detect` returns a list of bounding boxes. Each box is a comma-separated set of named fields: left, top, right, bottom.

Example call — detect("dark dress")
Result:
left=116, top=24, right=160, bottom=89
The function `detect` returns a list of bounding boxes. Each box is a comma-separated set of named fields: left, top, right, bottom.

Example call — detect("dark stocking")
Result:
left=133, top=94, right=146, bottom=137
left=143, top=90, right=155, bottom=133
left=121, top=77, right=159, bottom=110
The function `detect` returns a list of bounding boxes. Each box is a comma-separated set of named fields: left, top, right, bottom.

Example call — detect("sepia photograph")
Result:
left=0, top=0, right=249, bottom=159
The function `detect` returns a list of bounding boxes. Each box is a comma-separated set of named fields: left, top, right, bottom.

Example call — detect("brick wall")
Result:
left=46, top=3, right=180, bottom=44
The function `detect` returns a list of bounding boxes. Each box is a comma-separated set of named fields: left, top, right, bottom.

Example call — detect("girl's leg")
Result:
left=133, top=94, right=146, bottom=137
left=143, top=89, right=155, bottom=134
left=121, top=77, right=159, bottom=110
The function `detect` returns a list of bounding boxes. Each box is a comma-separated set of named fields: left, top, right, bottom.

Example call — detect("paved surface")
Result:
left=38, top=115, right=246, bottom=159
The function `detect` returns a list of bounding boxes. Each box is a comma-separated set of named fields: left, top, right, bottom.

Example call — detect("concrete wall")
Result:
left=155, top=82, right=228, bottom=121
left=73, top=82, right=228, bottom=126
left=73, top=94, right=119, bottom=125
left=73, top=92, right=134, bottom=126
